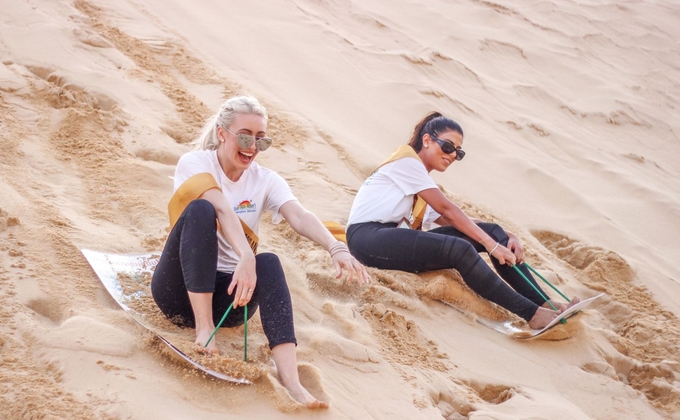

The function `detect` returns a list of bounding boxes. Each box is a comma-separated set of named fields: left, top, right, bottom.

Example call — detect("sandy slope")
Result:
left=1, top=0, right=679, bottom=419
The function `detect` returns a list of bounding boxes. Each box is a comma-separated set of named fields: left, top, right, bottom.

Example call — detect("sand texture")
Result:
left=1, top=0, right=679, bottom=419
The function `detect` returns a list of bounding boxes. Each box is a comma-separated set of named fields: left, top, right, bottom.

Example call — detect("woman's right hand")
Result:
left=228, top=253, right=257, bottom=308
left=490, top=243, right=516, bottom=266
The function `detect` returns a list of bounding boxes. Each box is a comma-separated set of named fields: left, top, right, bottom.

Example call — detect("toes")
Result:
left=196, top=344, right=219, bottom=355
left=307, top=400, right=330, bottom=409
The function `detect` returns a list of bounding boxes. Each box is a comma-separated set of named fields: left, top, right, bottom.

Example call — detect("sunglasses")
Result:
left=224, top=128, right=273, bottom=152
left=431, top=136, right=465, bottom=161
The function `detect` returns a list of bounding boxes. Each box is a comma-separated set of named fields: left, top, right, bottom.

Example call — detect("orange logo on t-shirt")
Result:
left=234, top=199, right=256, bottom=213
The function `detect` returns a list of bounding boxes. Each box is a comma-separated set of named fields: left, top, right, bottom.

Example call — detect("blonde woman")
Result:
left=151, top=95, right=369, bottom=408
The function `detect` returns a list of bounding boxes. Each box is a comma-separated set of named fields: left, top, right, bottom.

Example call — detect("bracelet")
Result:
left=489, top=242, right=500, bottom=255
left=328, top=240, right=351, bottom=258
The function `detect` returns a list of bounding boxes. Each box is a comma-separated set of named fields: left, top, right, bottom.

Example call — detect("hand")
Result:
left=332, top=251, right=371, bottom=284
left=328, top=241, right=370, bottom=284
left=228, top=253, right=257, bottom=308
left=506, top=231, right=525, bottom=264
left=490, top=243, right=516, bottom=266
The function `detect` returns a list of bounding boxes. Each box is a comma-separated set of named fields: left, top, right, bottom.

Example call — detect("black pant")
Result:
left=151, top=199, right=296, bottom=349
left=347, top=222, right=548, bottom=321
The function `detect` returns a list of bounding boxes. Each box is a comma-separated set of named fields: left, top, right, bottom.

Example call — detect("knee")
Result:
left=254, top=253, right=286, bottom=285
left=480, top=222, right=509, bottom=245
left=256, top=252, right=283, bottom=270
left=460, top=240, right=478, bottom=257
left=185, top=199, right=216, bottom=219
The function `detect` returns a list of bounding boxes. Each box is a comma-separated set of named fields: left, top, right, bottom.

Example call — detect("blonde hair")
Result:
left=192, top=95, right=268, bottom=151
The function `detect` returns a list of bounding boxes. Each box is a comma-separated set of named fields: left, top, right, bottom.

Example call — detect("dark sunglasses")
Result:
left=431, top=136, right=465, bottom=160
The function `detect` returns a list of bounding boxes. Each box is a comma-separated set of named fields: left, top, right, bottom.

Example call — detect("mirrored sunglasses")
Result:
left=225, top=128, right=273, bottom=152
left=235, top=133, right=272, bottom=151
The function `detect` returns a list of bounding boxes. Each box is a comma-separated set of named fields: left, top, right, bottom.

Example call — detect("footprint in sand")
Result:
left=427, top=382, right=476, bottom=419
left=0, top=208, right=21, bottom=233
left=26, top=64, right=120, bottom=115
left=467, top=381, right=517, bottom=405
left=26, top=297, right=70, bottom=325
left=26, top=291, right=135, bottom=358
left=431, top=380, right=521, bottom=419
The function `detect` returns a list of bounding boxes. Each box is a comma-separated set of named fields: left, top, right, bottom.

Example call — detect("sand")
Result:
left=1, top=0, right=679, bottom=418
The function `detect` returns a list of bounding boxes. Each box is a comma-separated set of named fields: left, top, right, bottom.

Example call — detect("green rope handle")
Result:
left=523, top=263, right=570, bottom=303
left=203, top=302, right=249, bottom=362
left=244, top=305, right=248, bottom=362
left=204, top=302, right=233, bottom=348
left=511, top=265, right=567, bottom=325
left=511, top=265, right=557, bottom=310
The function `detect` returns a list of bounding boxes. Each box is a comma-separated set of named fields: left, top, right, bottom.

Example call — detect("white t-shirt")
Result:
left=174, top=150, right=297, bottom=272
left=347, top=157, right=441, bottom=228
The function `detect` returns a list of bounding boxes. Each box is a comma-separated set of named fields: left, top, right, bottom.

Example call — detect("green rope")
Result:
left=512, top=265, right=567, bottom=325
left=203, top=302, right=249, bottom=363
left=512, top=265, right=556, bottom=310
left=523, top=263, right=570, bottom=303
left=204, top=302, right=233, bottom=348
left=244, top=305, right=248, bottom=362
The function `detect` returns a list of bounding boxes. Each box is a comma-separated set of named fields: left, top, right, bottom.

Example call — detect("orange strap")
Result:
left=168, top=172, right=259, bottom=253
left=323, top=221, right=347, bottom=243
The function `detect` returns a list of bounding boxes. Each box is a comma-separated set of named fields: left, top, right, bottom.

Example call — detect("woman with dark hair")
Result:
left=345, top=112, right=578, bottom=329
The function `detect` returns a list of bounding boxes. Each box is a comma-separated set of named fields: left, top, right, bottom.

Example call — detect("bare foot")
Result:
left=528, top=307, right=558, bottom=330
left=563, top=296, right=581, bottom=312
left=543, top=300, right=567, bottom=312
left=195, top=329, right=219, bottom=355
left=544, top=296, right=581, bottom=314
left=531, top=296, right=582, bottom=329
left=283, top=382, right=329, bottom=409
left=271, top=343, right=329, bottom=409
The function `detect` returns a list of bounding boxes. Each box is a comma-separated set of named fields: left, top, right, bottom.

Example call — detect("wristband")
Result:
left=328, top=240, right=351, bottom=258
left=489, top=242, right=500, bottom=255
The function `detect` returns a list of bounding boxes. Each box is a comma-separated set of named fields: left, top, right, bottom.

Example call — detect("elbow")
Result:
left=291, top=209, right=315, bottom=232
left=440, top=205, right=458, bottom=220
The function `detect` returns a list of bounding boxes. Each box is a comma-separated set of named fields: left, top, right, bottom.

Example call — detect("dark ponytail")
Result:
left=408, top=112, right=464, bottom=152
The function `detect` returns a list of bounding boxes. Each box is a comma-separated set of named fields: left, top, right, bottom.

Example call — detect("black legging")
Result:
left=151, top=199, right=296, bottom=349
left=346, top=222, right=549, bottom=321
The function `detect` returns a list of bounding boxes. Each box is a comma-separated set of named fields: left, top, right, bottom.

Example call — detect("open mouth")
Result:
left=238, top=151, right=254, bottom=163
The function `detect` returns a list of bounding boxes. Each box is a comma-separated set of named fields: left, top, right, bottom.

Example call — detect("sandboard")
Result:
left=439, top=293, right=603, bottom=339
left=81, top=248, right=252, bottom=384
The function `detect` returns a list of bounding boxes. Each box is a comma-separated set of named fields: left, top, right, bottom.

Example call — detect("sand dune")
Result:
left=1, top=0, right=679, bottom=418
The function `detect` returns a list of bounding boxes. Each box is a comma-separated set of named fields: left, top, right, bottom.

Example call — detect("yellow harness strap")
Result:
left=323, top=145, right=427, bottom=242
left=410, top=192, right=427, bottom=231
left=323, top=220, right=347, bottom=244
left=374, top=145, right=427, bottom=231
left=168, top=172, right=259, bottom=253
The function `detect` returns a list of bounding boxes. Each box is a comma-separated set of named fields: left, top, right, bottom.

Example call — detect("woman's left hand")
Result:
left=332, top=250, right=371, bottom=284
left=506, top=231, right=525, bottom=264
left=327, top=240, right=370, bottom=284
left=278, top=201, right=371, bottom=285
